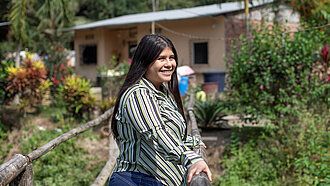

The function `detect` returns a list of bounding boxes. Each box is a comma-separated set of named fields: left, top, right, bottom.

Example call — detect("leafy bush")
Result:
left=0, top=116, right=13, bottom=164
left=226, top=23, right=329, bottom=124
left=20, top=124, right=104, bottom=185
left=56, top=75, right=96, bottom=119
left=98, top=97, right=116, bottom=113
left=0, top=60, right=14, bottom=104
left=44, top=45, right=73, bottom=94
left=6, top=53, right=50, bottom=113
left=97, top=56, right=130, bottom=98
left=217, top=112, right=329, bottom=185
left=194, top=100, right=227, bottom=128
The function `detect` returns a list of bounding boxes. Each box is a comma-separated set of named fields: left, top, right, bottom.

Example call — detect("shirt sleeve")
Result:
left=123, top=88, right=203, bottom=168
left=184, top=135, right=203, bottom=148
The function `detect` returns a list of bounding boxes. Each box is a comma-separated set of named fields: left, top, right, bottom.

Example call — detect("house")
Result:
left=0, top=22, right=11, bottom=43
left=67, top=0, right=300, bottom=90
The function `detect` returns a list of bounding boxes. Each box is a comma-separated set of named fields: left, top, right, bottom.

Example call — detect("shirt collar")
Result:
left=141, top=78, right=168, bottom=95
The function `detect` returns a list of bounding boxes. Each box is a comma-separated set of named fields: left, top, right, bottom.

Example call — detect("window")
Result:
left=128, top=41, right=137, bottom=58
left=80, top=45, right=97, bottom=65
left=193, top=42, right=208, bottom=64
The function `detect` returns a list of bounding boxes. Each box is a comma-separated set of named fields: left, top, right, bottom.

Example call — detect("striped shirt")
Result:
left=113, top=78, right=203, bottom=185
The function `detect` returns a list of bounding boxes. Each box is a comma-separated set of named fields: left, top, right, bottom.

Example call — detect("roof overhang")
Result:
left=0, top=22, right=12, bottom=27
left=64, top=0, right=273, bottom=31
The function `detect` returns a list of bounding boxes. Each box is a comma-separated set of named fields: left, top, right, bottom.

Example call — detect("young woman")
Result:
left=109, top=34, right=212, bottom=186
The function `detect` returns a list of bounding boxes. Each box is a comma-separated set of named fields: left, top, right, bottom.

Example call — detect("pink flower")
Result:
left=321, top=44, right=328, bottom=62
left=248, top=61, right=252, bottom=64
left=259, top=85, right=264, bottom=90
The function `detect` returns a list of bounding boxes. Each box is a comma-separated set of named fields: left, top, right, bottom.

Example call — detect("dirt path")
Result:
left=202, top=128, right=232, bottom=178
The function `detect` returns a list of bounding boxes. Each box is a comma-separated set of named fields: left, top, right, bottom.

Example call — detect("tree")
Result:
left=226, top=23, right=328, bottom=124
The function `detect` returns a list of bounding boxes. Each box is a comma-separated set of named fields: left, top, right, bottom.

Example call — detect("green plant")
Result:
left=20, top=123, right=104, bottom=185
left=226, top=22, right=329, bottom=124
left=44, top=46, right=73, bottom=95
left=56, top=75, right=96, bottom=119
left=0, top=116, right=12, bottom=164
left=98, top=97, right=116, bottom=113
left=216, top=111, right=329, bottom=186
left=0, top=60, right=14, bottom=104
left=194, top=100, right=227, bottom=128
left=97, top=55, right=130, bottom=98
left=6, top=53, right=49, bottom=112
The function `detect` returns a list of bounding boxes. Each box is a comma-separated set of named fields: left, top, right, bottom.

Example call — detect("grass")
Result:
left=0, top=105, right=108, bottom=185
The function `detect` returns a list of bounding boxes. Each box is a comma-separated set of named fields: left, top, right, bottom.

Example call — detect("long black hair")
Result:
left=111, top=34, right=186, bottom=140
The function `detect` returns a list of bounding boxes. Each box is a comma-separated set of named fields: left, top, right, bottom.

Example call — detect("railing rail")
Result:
left=186, top=94, right=211, bottom=186
left=0, top=93, right=210, bottom=186
left=0, top=108, right=113, bottom=186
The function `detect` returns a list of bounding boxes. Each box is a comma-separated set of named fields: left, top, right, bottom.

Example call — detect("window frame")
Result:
left=79, top=44, right=98, bottom=65
left=191, top=40, right=209, bottom=65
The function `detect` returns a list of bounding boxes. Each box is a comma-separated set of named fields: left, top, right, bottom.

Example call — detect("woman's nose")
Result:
left=164, top=58, right=172, bottom=66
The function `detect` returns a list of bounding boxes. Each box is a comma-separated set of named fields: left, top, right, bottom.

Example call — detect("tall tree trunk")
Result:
left=13, top=39, right=22, bottom=105
left=244, top=0, right=249, bottom=37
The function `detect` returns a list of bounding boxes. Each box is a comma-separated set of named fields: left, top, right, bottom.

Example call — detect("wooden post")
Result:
left=9, top=164, right=33, bottom=186
left=0, top=154, right=30, bottom=185
left=0, top=108, right=113, bottom=185
left=91, top=116, right=119, bottom=186
left=91, top=160, right=115, bottom=186
left=186, top=94, right=211, bottom=186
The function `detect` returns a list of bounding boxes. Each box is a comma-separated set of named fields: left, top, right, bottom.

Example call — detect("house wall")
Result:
left=74, top=4, right=300, bottom=85
left=75, top=17, right=226, bottom=84
left=74, top=28, right=106, bottom=81
left=135, top=17, right=226, bottom=83
left=225, top=4, right=300, bottom=63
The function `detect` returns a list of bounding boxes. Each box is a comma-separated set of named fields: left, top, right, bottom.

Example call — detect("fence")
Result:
left=0, top=94, right=210, bottom=186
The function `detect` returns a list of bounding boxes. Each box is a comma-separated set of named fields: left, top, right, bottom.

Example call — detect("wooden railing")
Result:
left=0, top=94, right=210, bottom=186
left=186, top=94, right=211, bottom=186
left=0, top=109, right=113, bottom=186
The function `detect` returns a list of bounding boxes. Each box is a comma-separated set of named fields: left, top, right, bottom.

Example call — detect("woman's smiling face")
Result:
left=145, top=47, right=176, bottom=90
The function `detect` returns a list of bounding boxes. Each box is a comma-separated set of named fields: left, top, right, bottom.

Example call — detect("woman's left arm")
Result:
left=184, top=135, right=206, bottom=148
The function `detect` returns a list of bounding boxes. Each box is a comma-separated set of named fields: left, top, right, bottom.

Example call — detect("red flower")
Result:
left=51, top=78, right=55, bottom=81
left=259, top=85, right=264, bottom=90
left=248, top=61, right=252, bottom=64
left=60, top=64, right=65, bottom=71
left=321, top=44, right=328, bottom=62
left=55, top=80, right=59, bottom=84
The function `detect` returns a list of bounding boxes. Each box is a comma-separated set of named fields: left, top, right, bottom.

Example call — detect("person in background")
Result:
left=109, top=34, right=212, bottom=186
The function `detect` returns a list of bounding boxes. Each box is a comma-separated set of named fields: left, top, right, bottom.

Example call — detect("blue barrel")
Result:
left=203, top=70, right=226, bottom=92
left=179, top=76, right=189, bottom=95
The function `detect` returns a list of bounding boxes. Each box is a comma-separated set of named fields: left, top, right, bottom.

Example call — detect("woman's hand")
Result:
left=187, top=160, right=212, bottom=185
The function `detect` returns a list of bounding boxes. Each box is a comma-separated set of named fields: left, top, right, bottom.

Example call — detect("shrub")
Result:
left=194, top=100, right=227, bottom=128
left=0, top=117, right=13, bottom=164
left=217, top=112, right=329, bottom=185
left=98, top=97, right=116, bottom=113
left=226, top=23, right=329, bottom=124
left=44, top=46, right=73, bottom=95
left=97, top=56, right=130, bottom=98
left=56, top=75, right=96, bottom=119
left=20, top=124, right=104, bottom=185
left=0, top=60, right=14, bottom=104
left=6, top=53, right=50, bottom=113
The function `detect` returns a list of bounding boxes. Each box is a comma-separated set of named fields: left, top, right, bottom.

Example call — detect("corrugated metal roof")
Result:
left=0, top=22, right=11, bottom=27
left=67, top=0, right=273, bottom=31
